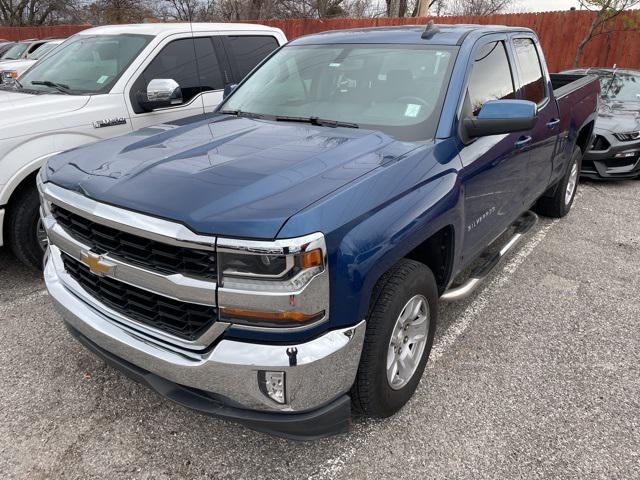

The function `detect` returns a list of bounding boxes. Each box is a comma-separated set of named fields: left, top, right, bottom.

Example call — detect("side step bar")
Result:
left=441, top=211, right=539, bottom=302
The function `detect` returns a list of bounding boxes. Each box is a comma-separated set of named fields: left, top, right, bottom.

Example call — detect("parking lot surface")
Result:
left=1, top=179, right=639, bottom=480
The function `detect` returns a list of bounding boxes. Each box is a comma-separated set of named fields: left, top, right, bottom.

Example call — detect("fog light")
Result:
left=259, top=371, right=286, bottom=404
left=614, top=152, right=636, bottom=158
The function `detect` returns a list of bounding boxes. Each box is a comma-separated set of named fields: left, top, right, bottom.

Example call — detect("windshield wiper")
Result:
left=275, top=115, right=359, bottom=129
left=219, top=109, right=265, bottom=119
left=31, top=80, right=71, bottom=94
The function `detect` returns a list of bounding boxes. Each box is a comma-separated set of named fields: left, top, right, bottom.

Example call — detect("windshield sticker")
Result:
left=329, top=62, right=341, bottom=67
left=404, top=104, right=421, bottom=118
left=97, top=75, right=110, bottom=84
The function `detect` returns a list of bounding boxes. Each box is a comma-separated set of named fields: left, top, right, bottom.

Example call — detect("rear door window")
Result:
left=194, top=37, right=225, bottom=92
left=513, top=38, right=546, bottom=104
left=223, top=36, right=279, bottom=81
left=466, top=41, right=515, bottom=116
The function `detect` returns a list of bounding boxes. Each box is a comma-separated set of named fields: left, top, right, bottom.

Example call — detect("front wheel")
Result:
left=351, top=259, right=437, bottom=417
left=534, top=145, right=582, bottom=218
left=7, top=184, right=47, bottom=270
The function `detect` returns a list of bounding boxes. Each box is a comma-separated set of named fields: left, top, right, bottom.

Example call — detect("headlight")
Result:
left=217, top=233, right=329, bottom=330
left=614, top=131, right=640, bottom=142
left=1, top=70, right=17, bottom=81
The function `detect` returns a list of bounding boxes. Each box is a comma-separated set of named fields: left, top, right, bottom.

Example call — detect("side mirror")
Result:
left=463, top=100, right=538, bottom=138
left=141, top=78, right=183, bottom=110
left=223, top=83, right=238, bottom=100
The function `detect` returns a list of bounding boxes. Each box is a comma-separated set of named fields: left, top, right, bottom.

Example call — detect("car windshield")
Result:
left=27, top=42, right=60, bottom=60
left=598, top=71, right=640, bottom=102
left=18, top=34, right=152, bottom=95
left=1, top=42, right=29, bottom=60
left=222, top=44, right=458, bottom=142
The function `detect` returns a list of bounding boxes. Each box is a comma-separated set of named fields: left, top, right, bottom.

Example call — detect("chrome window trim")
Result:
left=40, top=182, right=217, bottom=250
left=44, top=217, right=217, bottom=307
left=48, top=245, right=228, bottom=353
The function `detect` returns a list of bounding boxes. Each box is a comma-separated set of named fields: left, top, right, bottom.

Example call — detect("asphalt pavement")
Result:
left=1, top=179, right=639, bottom=479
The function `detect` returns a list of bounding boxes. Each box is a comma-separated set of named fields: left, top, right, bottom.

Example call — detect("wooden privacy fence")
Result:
left=253, top=11, right=640, bottom=71
left=1, top=10, right=639, bottom=72
left=0, top=24, right=90, bottom=41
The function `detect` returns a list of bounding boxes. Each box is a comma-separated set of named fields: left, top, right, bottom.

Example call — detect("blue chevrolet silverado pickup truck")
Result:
left=39, top=24, right=599, bottom=440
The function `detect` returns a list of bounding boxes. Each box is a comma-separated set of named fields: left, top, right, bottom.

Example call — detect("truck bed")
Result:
left=550, top=73, right=598, bottom=99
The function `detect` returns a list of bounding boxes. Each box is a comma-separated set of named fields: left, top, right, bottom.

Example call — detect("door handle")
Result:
left=547, top=118, right=560, bottom=129
left=515, top=136, right=532, bottom=149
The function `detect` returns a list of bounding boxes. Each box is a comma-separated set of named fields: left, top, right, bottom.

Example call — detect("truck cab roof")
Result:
left=76, top=22, right=283, bottom=37
left=290, top=24, right=536, bottom=47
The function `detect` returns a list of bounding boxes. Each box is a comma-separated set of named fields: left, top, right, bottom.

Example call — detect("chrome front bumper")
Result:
left=45, top=246, right=365, bottom=414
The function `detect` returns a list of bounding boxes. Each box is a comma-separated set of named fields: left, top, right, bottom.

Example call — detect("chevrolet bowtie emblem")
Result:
left=80, top=252, right=115, bottom=277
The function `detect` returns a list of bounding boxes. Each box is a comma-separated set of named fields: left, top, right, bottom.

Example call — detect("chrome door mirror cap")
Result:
left=144, top=78, right=183, bottom=110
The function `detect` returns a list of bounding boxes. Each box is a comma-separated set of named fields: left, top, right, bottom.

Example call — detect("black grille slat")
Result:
left=61, top=253, right=215, bottom=341
left=52, top=205, right=216, bottom=279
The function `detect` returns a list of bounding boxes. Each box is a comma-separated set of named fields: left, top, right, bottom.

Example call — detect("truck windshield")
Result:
left=18, top=34, right=152, bottom=95
left=222, top=44, right=458, bottom=141
left=1, top=42, right=29, bottom=60
left=26, top=41, right=60, bottom=60
left=599, top=71, right=640, bottom=103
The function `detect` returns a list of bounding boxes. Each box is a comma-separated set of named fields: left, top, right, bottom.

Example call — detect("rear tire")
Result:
left=351, top=259, right=437, bottom=417
left=7, top=183, right=46, bottom=271
left=534, top=145, right=582, bottom=218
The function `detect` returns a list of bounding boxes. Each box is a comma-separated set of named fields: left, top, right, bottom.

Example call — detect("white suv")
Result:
left=0, top=23, right=286, bottom=269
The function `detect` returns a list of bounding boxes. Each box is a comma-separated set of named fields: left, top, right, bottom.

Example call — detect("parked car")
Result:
left=0, top=42, right=15, bottom=58
left=563, top=68, right=640, bottom=179
left=0, top=38, right=48, bottom=60
left=0, top=39, right=65, bottom=84
left=0, top=23, right=286, bottom=270
left=40, top=24, right=598, bottom=440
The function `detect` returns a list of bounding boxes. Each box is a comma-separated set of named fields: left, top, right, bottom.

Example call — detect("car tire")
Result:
left=534, top=145, right=582, bottom=218
left=351, top=259, right=437, bottom=417
left=7, top=183, right=46, bottom=271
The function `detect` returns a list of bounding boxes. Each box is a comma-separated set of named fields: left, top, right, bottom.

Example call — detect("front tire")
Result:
left=534, top=145, right=582, bottom=218
left=351, top=259, right=437, bottom=417
left=7, top=184, right=47, bottom=270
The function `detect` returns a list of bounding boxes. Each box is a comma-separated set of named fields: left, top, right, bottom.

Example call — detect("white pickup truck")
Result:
left=0, top=23, right=286, bottom=269
left=0, top=39, right=65, bottom=83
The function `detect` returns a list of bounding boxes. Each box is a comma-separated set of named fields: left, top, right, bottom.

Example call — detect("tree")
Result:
left=444, top=0, right=514, bottom=16
left=573, top=0, right=640, bottom=67
left=0, top=0, right=75, bottom=26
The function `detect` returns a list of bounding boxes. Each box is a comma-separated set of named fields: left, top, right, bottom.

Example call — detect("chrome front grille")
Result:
left=51, top=204, right=217, bottom=279
left=61, top=253, right=216, bottom=340
left=40, top=181, right=224, bottom=350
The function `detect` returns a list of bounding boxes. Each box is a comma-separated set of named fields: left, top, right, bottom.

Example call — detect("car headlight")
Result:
left=217, top=233, right=329, bottom=330
left=614, top=131, right=640, bottom=142
left=1, top=70, right=17, bottom=80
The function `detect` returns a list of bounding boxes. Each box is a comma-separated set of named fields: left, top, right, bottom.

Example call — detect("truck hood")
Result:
left=0, top=89, right=89, bottom=130
left=44, top=115, right=415, bottom=239
left=0, top=59, right=34, bottom=73
left=596, top=101, right=640, bottom=133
